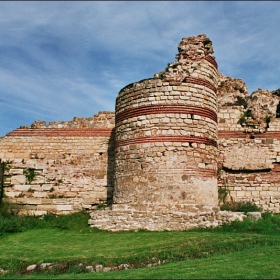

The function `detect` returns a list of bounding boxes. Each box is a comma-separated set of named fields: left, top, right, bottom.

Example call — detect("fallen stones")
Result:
left=26, top=264, right=37, bottom=272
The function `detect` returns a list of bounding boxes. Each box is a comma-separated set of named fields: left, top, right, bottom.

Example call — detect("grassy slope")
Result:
left=1, top=229, right=277, bottom=263
left=2, top=244, right=280, bottom=279
left=1, top=211, right=280, bottom=279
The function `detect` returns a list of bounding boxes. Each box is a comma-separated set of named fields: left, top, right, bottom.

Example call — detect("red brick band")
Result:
left=183, top=77, right=217, bottom=94
left=257, top=132, right=280, bottom=138
left=205, top=56, right=218, bottom=70
left=116, top=135, right=217, bottom=148
left=218, top=131, right=247, bottom=138
left=183, top=167, right=217, bottom=178
left=218, top=131, right=280, bottom=139
left=6, top=128, right=114, bottom=137
left=116, top=105, right=217, bottom=124
left=181, top=55, right=218, bottom=70
left=117, top=167, right=216, bottom=178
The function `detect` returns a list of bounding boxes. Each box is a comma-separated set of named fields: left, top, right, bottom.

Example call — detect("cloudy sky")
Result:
left=1, top=1, right=280, bottom=136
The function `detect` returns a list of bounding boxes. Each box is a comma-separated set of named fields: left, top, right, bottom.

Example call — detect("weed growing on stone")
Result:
left=24, top=168, right=36, bottom=184
left=217, top=186, right=229, bottom=205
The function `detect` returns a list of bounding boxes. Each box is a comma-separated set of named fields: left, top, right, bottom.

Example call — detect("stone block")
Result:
left=37, top=205, right=57, bottom=211
left=5, top=192, right=20, bottom=198
left=33, top=176, right=45, bottom=184
left=26, top=198, right=42, bottom=205
left=56, top=205, right=72, bottom=211
left=9, top=169, right=23, bottom=175
left=42, top=184, right=53, bottom=191
left=33, top=192, right=48, bottom=198
left=34, top=211, right=47, bottom=216
left=11, top=175, right=26, bottom=185
left=41, top=199, right=53, bottom=205
left=246, top=212, right=262, bottom=221
left=13, top=185, right=31, bottom=191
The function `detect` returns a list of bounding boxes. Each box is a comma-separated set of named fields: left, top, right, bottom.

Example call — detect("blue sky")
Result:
left=1, top=1, right=280, bottom=136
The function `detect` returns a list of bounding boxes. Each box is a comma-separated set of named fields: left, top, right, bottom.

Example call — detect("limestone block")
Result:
left=11, top=175, right=26, bottom=185
left=95, top=265, right=103, bottom=272
left=56, top=205, right=72, bottom=211
left=65, top=192, right=78, bottom=198
left=13, top=185, right=31, bottom=191
left=33, top=192, right=48, bottom=198
left=29, top=185, right=42, bottom=191
left=33, top=176, right=45, bottom=184
left=236, top=191, right=245, bottom=197
left=9, top=169, right=23, bottom=175
left=247, top=212, right=262, bottom=221
left=37, top=205, right=56, bottom=211
left=223, top=145, right=271, bottom=170
left=26, top=198, right=42, bottom=205
left=42, top=184, right=53, bottom=191
left=82, top=198, right=98, bottom=204
left=26, top=265, right=37, bottom=272
left=82, top=204, right=92, bottom=209
left=53, top=199, right=67, bottom=204
left=41, top=199, right=53, bottom=205
left=5, top=191, right=20, bottom=198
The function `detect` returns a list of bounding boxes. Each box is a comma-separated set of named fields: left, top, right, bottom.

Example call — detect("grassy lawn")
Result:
left=8, top=244, right=279, bottom=279
left=1, top=211, right=280, bottom=279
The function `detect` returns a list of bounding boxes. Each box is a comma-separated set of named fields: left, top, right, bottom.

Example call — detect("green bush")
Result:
left=220, top=201, right=262, bottom=214
left=23, top=168, right=36, bottom=184
left=218, top=186, right=229, bottom=205
left=0, top=208, right=90, bottom=235
left=210, top=212, right=280, bottom=235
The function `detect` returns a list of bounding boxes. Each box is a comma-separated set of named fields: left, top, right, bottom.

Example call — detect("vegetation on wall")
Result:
left=23, top=168, right=36, bottom=184
left=158, top=63, right=170, bottom=79
left=220, top=201, right=262, bottom=213
left=218, top=185, right=229, bottom=206
left=237, top=109, right=252, bottom=125
left=224, top=96, right=248, bottom=108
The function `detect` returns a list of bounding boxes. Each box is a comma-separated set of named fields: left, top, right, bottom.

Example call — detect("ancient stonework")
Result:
left=1, top=34, right=280, bottom=230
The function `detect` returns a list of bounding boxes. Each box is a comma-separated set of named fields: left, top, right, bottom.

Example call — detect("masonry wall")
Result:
left=114, top=81, right=218, bottom=206
left=1, top=34, right=280, bottom=230
left=0, top=112, right=115, bottom=215
left=89, top=34, right=223, bottom=231
left=218, top=126, right=280, bottom=212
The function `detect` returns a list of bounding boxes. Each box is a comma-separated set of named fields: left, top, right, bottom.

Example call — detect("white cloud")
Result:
left=0, top=1, right=280, bottom=135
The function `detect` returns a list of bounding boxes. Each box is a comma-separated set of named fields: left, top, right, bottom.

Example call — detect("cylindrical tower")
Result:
left=114, top=34, right=218, bottom=210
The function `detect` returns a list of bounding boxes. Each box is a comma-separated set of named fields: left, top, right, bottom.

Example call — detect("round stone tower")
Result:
left=114, top=34, right=218, bottom=209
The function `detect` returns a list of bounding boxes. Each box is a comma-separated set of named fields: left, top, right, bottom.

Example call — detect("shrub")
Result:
left=218, top=186, right=229, bottom=205
left=220, top=201, right=262, bottom=214
left=237, top=109, right=252, bottom=125
left=0, top=207, right=90, bottom=235
left=24, top=168, right=36, bottom=184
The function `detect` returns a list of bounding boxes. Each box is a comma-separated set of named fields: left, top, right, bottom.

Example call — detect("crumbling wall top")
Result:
left=20, top=111, right=115, bottom=130
left=247, top=89, right=280, bottom=122
left=176, top=34, right=214, bottom=61
left=217, top=73, right=249, bottom=108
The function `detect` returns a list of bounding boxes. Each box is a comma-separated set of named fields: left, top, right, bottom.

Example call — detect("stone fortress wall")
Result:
left=217, top=76, right=280, bottom=213
left=0, top=112, right=115, bottom=215
left=1, top=34, right=280, bottom=230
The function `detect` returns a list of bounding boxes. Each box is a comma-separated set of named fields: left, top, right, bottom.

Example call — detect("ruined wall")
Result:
left=89, top=34, right=221, bottom=231
left=217, top=75, right=280, bottom=212
left=114, top=35, right=218, bottom=207
left=1, top=33, right=280, bottom=229
left=0, top=112, right=115, bottom=215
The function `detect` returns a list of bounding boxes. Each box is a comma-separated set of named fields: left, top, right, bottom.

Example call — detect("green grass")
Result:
left=1, top=211, right=280, bottom=279
left=6, top=245, right=279, bottom=279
